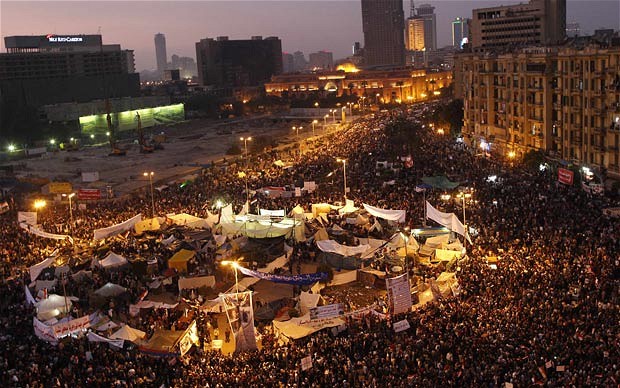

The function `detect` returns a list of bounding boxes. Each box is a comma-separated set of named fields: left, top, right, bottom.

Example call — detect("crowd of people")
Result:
left=0, top=100, right=618, bottom=386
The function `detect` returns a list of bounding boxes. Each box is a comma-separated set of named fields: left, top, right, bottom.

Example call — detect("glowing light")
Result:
left=34, top=199, right=47, bottom=210
left=49, top=139, right=56, bottom=145
left=7, top=144, right=16, bottom=152
left=507, top=151, right=516, bottom=159
left=335, top=63, right=360, bottom=73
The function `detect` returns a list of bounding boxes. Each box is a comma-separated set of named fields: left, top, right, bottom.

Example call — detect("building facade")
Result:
left=452, top=17, right=470, bottom=48
left=361, top=0, right=405, bottom=67
left=406, top=17, right=426, bottom=51
left=265, top=67, right=451, bottom=103
left=416, top=4, right=437, bottom=52
left=470, top=0, right=566, bottom=51
left=308, top=51, right=334, bottom=71
left=454, top=39, right=620, bottom=177
left=195, top=36, right=282, bottom=87
left=154, top=33, right=167, bottom=75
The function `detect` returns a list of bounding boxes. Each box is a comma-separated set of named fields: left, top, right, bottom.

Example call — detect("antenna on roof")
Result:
left=410, top=0, right=416, bottom=18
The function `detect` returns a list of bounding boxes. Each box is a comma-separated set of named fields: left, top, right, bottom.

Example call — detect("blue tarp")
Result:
left=237, top=266, right=327, bottom=285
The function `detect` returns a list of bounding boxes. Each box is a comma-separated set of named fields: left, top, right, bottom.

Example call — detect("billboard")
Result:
left=77, top=189, right=101, bottom=200
left=79, top=104, right=185, bottom=134
left=309, top=303, right=344, bottom=320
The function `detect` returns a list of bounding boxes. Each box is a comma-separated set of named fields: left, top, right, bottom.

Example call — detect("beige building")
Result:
left=265, top=66, right=451, bottom=103
left=454, top=40, right=620, bottom=177
left=406, top=17, right=426, bottom=51
left=470, top=0, right=566, bottom=52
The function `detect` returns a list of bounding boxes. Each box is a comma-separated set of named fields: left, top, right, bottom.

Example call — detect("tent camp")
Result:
left=168, top=249, right=195, bottom=273
left=167, top=213, right=211, bottom=229
left=111, top=325, right=147, bottom=343
left=94, top=283, right=127, bottom=298
left=98, top=252, right=129, bottom=269
left=36, top=294, right=74, bottom=320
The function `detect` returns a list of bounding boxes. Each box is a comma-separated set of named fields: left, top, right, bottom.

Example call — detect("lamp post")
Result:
left=62, top=193, right=75, bottom=235
left=456, top=191, right=472, bottom=249
left=292, top=126, right=302, bottom=154
left=336, top=158, right=347, bottom=199
left=143, top=171, right=155, bottom=218
left=314, top=101, right=319, bottom=117
left=400, top=226, right=410, bottom=272
left=312, top=120, right=318, bottom=137
left=240, top=136, right=252, bottom=163
left=221, top=260, right=241, bottom=296
left=323, top=114, right=329, bottom=126
left=331, top=109, right=336, bottom=123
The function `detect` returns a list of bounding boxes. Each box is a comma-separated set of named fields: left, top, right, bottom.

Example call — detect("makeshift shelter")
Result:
left=338, top=199, right=359, bottom=215
left=111, top=325, right=147, bottom=343
left=94, top=282, right=127, bottom=298
left=134, top=218, right=161, bottom=234
left=98, top=252, right=129, bottom=269
left=362, top=203, right=406, bottom=223
left=168, top=249, right=195, bottom=273
left=313, top=228, right=330, bottom=241
left=220, top=216, right=305, bottom=241
left=36, top=294, right=73, bottom=320
left=139, top=321, right=198, bottom=357
left=178, top=276, right=216, bottom=291
left=167, top=213, right=211, bottom=229
left=421, top=176, right=460, bottom=190
left=273, top=314, right=345, bottom=341
left=316, top=240, right=370, bottom=257
left=298, top=291, right=324, bottom=316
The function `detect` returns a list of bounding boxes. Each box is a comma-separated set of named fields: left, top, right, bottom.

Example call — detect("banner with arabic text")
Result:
left=236, top=266, right=327, bottom=285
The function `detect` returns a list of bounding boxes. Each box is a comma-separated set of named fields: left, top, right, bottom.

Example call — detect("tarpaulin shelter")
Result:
left=98, top=252, right=129, bottom=269
left=168, top=249, right=195, bottom=273
left=421, top=176, right=460, bottom=190
left=134, top=218, right=161, bottom=234
left=316, top=240, right=370, bottom=257
left=273, top=314, right=345, bottom=340
left=94, top=282, right=127, bottom=298
left=178, top=276, right=216, bottom=291
left=167, top=213, right=211, bottom=229
left=111, top=325, right=147, bottom=343
left=36, top=294, right=73, bottom=320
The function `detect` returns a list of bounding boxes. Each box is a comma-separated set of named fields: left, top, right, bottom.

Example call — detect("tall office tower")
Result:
left=353, top=42, right=362, bottom=55
left=566, top=22, right=581, bottom=38
left=416, top=3, right=437, bottom=51
left=361, top=0, right=405, bottom=67
left=282, top=53, right=294, bottom=73
left=406, top=17, right=426, bottom=51
left=452, top=17, right=470, bottom=48
left=195, top=36, right=282, bottom=87
left=154, top=33, right=167, bottom=75
left=470, top=0, right=566, bottom=51
left=308, top=51, right=334, bottom=70
left=293, top=51, right=307, bottom=72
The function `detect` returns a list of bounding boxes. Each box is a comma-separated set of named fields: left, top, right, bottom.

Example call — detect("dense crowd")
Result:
left=1, top=101, right=619, bottom=387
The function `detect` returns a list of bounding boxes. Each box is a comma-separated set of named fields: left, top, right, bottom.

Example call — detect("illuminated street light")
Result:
left=336, top=158, right=347, bottom=199
left=437, top=128, right=445, bottom=135
left=221, top=259, right=242, bottom=296
left=507, top=151, right=516, bottom=159
left=324, top=114, right=329, bottom=126
left=90, top=134, right=95, bottom=139
left=62, top=193, right=76, bottom=236
left=34, top=199, right=47, bottom=210
left=7, top=144, right=15, bottom=152
left=49, top=139, right=56, bottom=145
left=456, top=191, right=473, bottom=249
left=239, top=136, right=252, bottom=160
left=143, top=171, right=155, bottom=217
left=312, top=120, right=318, bottom=136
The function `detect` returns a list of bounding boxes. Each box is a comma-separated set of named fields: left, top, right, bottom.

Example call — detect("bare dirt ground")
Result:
left=12, top=114, right=332, bottom=196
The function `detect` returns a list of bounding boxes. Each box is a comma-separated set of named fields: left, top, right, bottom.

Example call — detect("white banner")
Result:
left=25, top=285, right=36, bottom=305
left=86, top=332, right=124, bottom=349
left=20, top=223, right=73, bottom=244
left=94, top=214, right=142, bottom=240
left=33, top=317, right=58, bottom=343
left=363, top=203, right=406, bottom=223
left=386, top=274, right=412, bottom=315
left=52, top=315, right=91, bottom=338
left=220, top=291, right=257, bottom=352
left=425, top=202, right=472, bottom=244
left=301, top=355, right=313, bottom=371
left=29, top=257, right=55, bottom=282
left=393, top=318, right=411, bottom=333
left=177, top=321, right=200, bottom=356
left=309, top=303, right=344, bottom=320
left=259, top=209, right=286, bottom=217
left=18, top=211, right=37, bottom=226
left=316, top=240, right=370, bottom=257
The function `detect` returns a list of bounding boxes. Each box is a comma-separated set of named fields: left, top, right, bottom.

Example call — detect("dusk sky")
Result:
left=1, top=1, right=619, bottom=71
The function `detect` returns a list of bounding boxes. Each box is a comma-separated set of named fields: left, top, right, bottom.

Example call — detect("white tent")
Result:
left=36, top=294, right=73, bottom=320
left=99, top=252, right=128, bottom=268
left=94, top=282, right=127, bottom=298
left=338, top=199, right=359, bottom=215
left=110, top=325, right=146, bottom=343
left=298, top=291, right=324, bottom=315
left=168, top=213, right=211, bottom=229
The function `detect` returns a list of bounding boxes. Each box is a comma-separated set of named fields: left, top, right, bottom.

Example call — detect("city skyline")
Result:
left=1, top=0, right=618, bottom=71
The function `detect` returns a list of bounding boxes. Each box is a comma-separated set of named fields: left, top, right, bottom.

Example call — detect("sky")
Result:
left=1, top=0, right=619, bottom=71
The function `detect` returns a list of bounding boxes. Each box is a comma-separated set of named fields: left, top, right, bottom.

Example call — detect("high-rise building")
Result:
left=453, top=34, right=620, bottom=178
left=416, top=4, right=437, bottom=52
left=195, top=36, right=282, bottom=87
left=308, top=51, right=334, bottom=70
left=170, top=54, right=197, bottom=78
left=566, top=22, right=581, bottom=38
left=154, top=33, right=167, bottom=74
left=293, top=51, right=307, bottom=72
left=470, top=0, right=566, bottom=51
left=353, top=42, right=362, bottom=55
left=282, top=53, right=294, bottom=73
left=361, top=0, right=405, bottom=67
left=405, top=17, right=425, bottom=51
left=452, top=17, right=470, bottom=48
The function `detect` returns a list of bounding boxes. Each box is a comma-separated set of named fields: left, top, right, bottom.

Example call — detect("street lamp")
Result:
left=336, top=158, right=347, bottom=199
left=7, top=144, right=15, bottom=152
left=399, top=226, right=411, bottom=272
left=221, top=259, right=242, bottom=296
left=312, top=120, right=318, bottom=136
left=331, top=109, right=336, bottom=123
left=34, top=199, right=47, bottom=211
left=62, top=193, right=75, bottom=235
left=240, top=136, right=252, bottom=161
left=314, top=101, right=319, bottom=116
left=143, top=171, right=155, bottom=218
left=324, top=114, right=329, bottom=126
left=456, top=191, right=472, bottom=249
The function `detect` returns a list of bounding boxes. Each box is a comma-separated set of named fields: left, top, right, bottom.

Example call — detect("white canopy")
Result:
left=36, top=294, right=73, bottom=320
left=338, top=199, right=359, bottom=215
left=168, top=213, right=211, bottom=229
left=316, top=240, right=370, bottom=257
left=94, top=282, right=127, bottom=297
left=363, top=203, right=406, bottom=223
left=99, top=252, right=128, bottom=268
left=110, top=325, right=146, bottom=343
